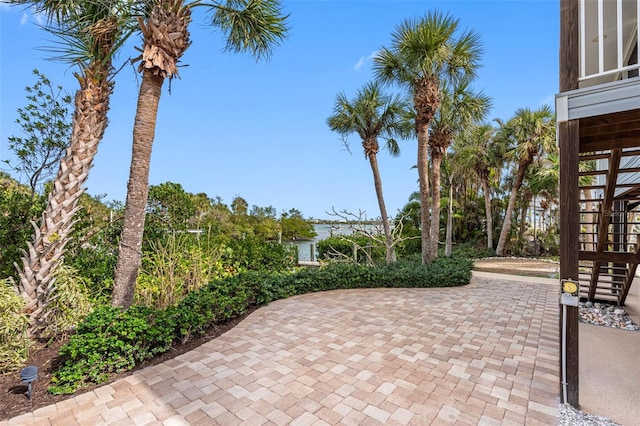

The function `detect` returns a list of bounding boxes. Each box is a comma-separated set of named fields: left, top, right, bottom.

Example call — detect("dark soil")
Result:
left=0, top=307, right=257, bottom=421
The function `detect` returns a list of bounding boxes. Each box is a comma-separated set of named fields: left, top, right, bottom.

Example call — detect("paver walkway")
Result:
left=4, top=276, right=560, bottom=425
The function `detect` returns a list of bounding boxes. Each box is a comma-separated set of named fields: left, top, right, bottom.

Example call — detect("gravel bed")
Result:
left=559, top=404, right=621, bottom=425
left=558, top=301, right=638, bottom=424
left=579, top=301, right=640, bottom=331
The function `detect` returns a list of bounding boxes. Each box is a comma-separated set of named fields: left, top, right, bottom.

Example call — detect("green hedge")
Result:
left=49, top=257, right=472, bottom=394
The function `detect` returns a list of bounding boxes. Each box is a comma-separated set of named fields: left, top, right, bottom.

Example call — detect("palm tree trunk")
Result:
left=519, top=199, right=528, bottom=255
left=368, top=152, right=396, bottom=264
left=430, top=149, right=444, bottom=258
left=481, top=177, right=493, bottom=250
left=17, top=68, right=112, bottom=334
left=496, top=162, right=529, bottom=256
left=417, top=126, right=431, bottom=265
left=445, top=176, right=454, bottom=256
left=112, top=71, right=164, bottom=308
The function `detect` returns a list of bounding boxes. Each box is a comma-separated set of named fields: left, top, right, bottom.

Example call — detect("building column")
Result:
left=559, top=0, right=580, bottom=407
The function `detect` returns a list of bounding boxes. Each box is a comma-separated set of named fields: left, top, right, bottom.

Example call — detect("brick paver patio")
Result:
left=4, top=275, right=560, bottom=425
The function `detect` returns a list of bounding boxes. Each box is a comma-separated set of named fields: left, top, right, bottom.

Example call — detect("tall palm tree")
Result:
left=428, top=80, right=491, bottom=257
left=8, top=0, right=134, bottom=334
left=495, top=105, right=556, bottom=256
left=373, top=11, right=482, bottom=265
left=440, top=151, right=465, bottom=256
left=112, top=0, right=289, bottom=308
left=456, top=123, right=503, bottom=250
left=327, top=81, right=411, bottom=264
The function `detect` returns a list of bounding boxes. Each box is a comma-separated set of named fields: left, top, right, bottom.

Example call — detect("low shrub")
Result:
left=447, top=242, right=494, bottom=260
left=49, top=305, right=176, bottom=394
left=0, top=278, right=30, bottom=374
left=49, top=257, right=473, bottom=393
left=41, top=265, right=93, bottom=339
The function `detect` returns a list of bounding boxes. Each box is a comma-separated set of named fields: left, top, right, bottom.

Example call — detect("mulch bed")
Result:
left=0, top=307, right=257, bottom=421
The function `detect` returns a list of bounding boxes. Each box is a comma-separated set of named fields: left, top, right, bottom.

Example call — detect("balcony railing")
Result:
left=580, top=0, right=639, bottom=85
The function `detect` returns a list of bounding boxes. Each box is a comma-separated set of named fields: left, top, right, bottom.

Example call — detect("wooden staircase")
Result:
left=578, top=146, right=640, bottom=306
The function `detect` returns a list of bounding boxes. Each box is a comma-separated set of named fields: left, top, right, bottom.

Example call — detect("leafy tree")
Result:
left=374, top=11, right=482, bottom=265
left=65, top=194, right=122, bottom=303
left=145, top=182, right=196, bottom=242
left=8, top=0, right=135, bottom=334
left=495, top=106, right=556, bottom=256
left=113, top=0, right=289, bottom=308
left=327, top=81, right=411, bottom=264
left=280, top=208, right=316, bottom=241
left=0, top=174, right=46, bottom=281
left=231, top=196, right=249, bottom=216
left=250, top=205, right=277, bottom=219
left=3, top=70, right=72, bottom=197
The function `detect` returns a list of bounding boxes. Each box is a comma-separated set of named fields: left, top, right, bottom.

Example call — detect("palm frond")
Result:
left=327, top=81, right=411, bottom=158
left=208, top=0, right=289, bottom=61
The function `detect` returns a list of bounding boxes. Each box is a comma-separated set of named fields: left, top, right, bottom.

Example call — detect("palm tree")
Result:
left=529, top=152, right=597, bottom=253
left=327, top=81, right=411, bottom=264
left=428, top=80, right=491, bottom=257
left=440, top=151, right=464, bottom=256
left=456, top=123, right=504, bottom=250
left=112, top=0, right=289, bottom=308
left=373, top=11, right=482, bottom=265
left=495, top=105, right=556, bottom=256
left=8, top=0, right=133, bottom=334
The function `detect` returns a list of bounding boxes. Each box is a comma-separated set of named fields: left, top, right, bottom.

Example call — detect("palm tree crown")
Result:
left=502, top=105, right=556, bottom=167
left=327, top=81, right=410, bottom=158
left=373, top=11, right=482, bottom=124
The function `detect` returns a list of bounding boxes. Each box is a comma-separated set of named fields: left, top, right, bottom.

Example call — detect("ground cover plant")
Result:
left=46, top=256, right=472, bottom=395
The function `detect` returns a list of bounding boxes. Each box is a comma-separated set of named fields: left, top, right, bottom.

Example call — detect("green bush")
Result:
left=67, top=245, right=117, bottom=304
left=0, top=278, right=31, bottom=374
left=41, top=265, right=93, bottom=339
left=135, top=233, right=229, bottom=309
left=49, top=257, right=473, bottom=394
left=447, top=242, right=494, bottom=260
left=49, top=305, right=176, bottom=394
left=0, top=183, right=45, bottom=281
left=225, top=236, right=297, bottom=273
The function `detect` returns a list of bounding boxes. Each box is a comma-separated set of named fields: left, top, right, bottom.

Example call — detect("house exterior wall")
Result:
left=557, top=77, right=640, bottom=122
left=557, top=0, right=639, bottom=122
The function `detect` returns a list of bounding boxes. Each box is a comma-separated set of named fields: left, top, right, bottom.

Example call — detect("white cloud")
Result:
left=353, top=56, right=365, bottom=71
left=20, top=12, right=28, bottom=25
left=353, top=50, right=380, bottom=71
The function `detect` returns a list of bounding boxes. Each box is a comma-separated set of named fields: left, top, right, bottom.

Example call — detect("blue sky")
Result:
left=0, top=0, right=559, bottom=220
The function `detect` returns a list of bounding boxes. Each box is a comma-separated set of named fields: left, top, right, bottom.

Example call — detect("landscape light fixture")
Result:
left=20, top=366, right=38, bottom=400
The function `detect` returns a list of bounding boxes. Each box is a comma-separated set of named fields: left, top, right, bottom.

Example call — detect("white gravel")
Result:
left=559, top=403, right=621, bottom=425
